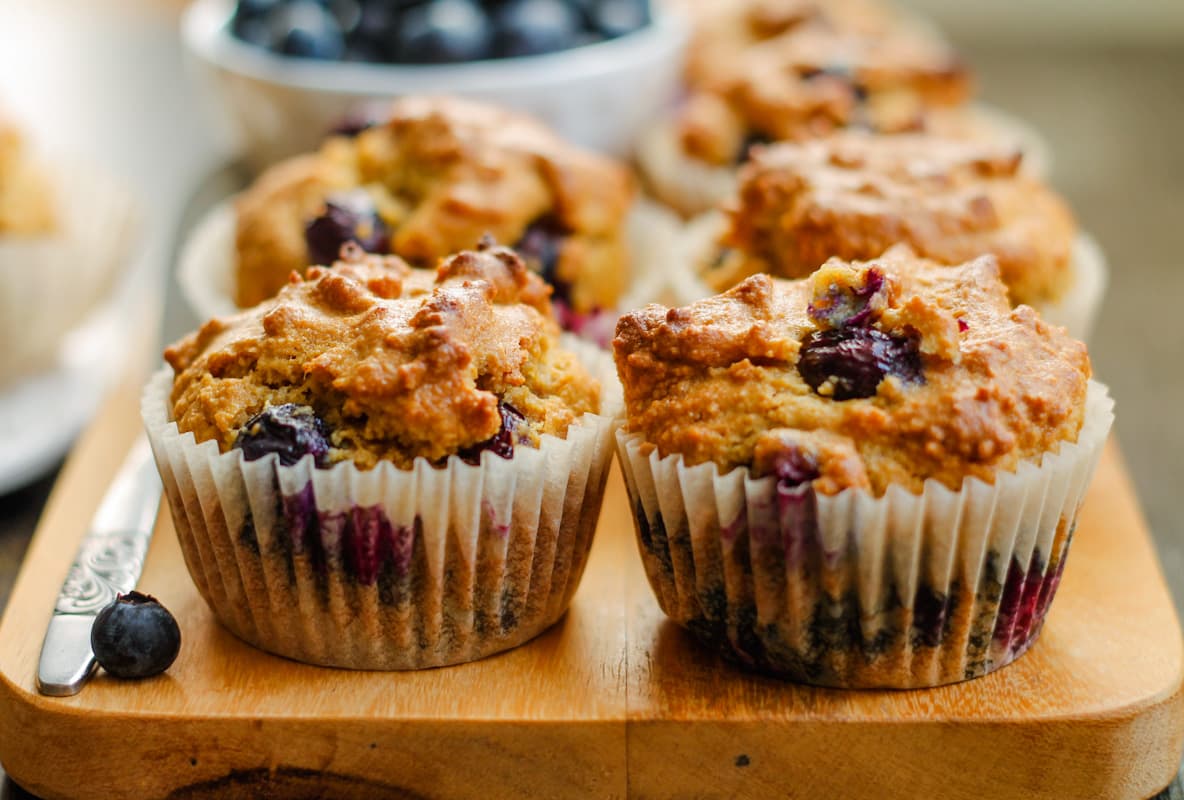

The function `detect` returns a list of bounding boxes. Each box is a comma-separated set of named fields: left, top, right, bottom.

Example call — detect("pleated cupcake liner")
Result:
left=142, top=337, right=622, bottom=670
left=672, top=210, right=1109, bottom=342
left=176, top=196, right=682, bottom=346
left=636, top=103, right=1054, bottom=220
left=0, top=163, right=137, bottom=385
left=616, top=380, right=1113, bottom=688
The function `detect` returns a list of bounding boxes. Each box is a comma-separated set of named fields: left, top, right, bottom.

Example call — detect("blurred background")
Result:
left=0, top=0, right=1182, bottom=638
left=0, top=0, right=1181, bottom=793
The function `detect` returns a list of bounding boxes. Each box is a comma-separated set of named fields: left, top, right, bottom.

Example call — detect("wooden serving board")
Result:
left=1, top=376, right=1182, bottom=800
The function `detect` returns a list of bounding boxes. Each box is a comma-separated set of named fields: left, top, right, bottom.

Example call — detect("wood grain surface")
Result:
left=0, top=380, right=1181, bottom=800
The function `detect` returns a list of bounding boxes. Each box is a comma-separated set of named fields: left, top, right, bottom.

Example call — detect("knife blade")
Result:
left=36, top=434, right=161, bottom=696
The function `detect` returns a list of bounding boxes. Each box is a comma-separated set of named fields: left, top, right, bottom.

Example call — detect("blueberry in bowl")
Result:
left=182, top=0, right=688, bottom=165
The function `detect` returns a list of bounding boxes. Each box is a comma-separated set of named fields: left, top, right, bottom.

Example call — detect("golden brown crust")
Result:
left=170, top=243, right=601, bottom=469
left=711, top=131, right=1077, bottom=306
left=675, top=0, right=971, bottom=166
left=0, top=119, right=55, bottom=235
left=614, top=248, right=1090, bottom=496
left=234, top=96, right=634, bottom=313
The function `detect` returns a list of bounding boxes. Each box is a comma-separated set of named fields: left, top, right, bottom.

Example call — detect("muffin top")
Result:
left=614, top=248, right=1090, bottom=496
left=234, top=96, right=635, bottom=316
left=675, top=0, right=970, bottom=166
left=708, top=131, right=1077, bottom=307
left=0, top=117, right=55, bottom=235
left=169, top=241, right=601, bottom=470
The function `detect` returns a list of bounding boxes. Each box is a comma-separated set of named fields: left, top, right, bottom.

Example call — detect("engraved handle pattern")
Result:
left=54, top=531, right=148, bottom=615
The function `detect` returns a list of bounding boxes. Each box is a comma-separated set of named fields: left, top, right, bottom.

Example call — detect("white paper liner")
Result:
left=672, top=211, right=1109, bottom=342
left=178, top=196, right=682, bottom=342
left=0, top=162, right=137, bottom=384
left=616, top=380, right=1113, bottom=688
left=935, top=104, right=1052, bottom=179
left=142, top=337, right=622, bottom=670
left=636, top=116, right=738, bottom=219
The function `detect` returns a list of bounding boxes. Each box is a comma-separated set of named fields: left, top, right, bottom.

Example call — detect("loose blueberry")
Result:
left=797, top=327, right=922, bottom=400
left=493, top=0, right=582, bottom=58
left=393, top=0, right=495, bottom=63
left=234, top=404, right=332, bottom=467
left=514, top=218, right=571, bottom=303
left=90, top=592, right=181, bottom=680
left=458, top=402, right=524, bottom=464
left=264, top=0, right=346, bottom=59
left=304, top=190, right=392, bottom=265
left=589, top=0, right=649, bottom=39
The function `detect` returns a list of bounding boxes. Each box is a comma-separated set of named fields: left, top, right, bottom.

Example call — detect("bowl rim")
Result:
left=182, top=0, right=690, bottom=95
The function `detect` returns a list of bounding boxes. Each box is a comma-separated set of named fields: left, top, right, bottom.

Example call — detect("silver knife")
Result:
left=36, top=435, right=161, bottom=696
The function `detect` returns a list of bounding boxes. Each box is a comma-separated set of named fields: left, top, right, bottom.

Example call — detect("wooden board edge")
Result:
left=0, top=679, right=628, bottom=800
left=626, top=687, right=1184, bottom=800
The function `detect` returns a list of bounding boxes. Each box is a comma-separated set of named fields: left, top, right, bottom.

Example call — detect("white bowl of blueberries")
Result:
left=183, top=0, right=688, bottom=166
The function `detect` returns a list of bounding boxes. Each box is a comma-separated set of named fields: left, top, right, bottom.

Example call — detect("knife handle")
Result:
left=37, top=436, right=161, bottom=697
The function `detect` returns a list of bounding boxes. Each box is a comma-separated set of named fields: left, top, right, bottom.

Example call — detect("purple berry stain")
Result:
left=305, top=189, right=391, bottom=265
left=234, top=404, right=331, bottom=467
left=458, top=402, right=525, bottom=465
left=281, top=483, right=418, bottom=586
left=992, top=554, right=1049, bottom=653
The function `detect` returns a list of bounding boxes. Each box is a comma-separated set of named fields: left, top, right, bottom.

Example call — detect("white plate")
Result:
left=0, top=298, right=128, bottom=495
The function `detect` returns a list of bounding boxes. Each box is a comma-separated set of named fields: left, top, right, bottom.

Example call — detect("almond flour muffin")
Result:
left=0, top=115, right=135, bottom=384
left=231, top=96, right=636, bottom=336
left=681, top=131, right=1106, bottom=337
left=0, top=119, right=55, bottom=235
left=144, top=241, right=621, bottom=669
left=614, top=248, right=1113, bottom=687
left=636, top=0, right=1006, bottom=217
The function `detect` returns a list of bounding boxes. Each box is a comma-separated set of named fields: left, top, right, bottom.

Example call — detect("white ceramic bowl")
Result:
left=182, top=0, right=689, bottom=168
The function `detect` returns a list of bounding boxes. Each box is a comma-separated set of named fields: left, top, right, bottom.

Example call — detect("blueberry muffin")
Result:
left=639, top=0, right=983, bottom=217
left=683, top=131, right=1106, bottom=336
left=144, top=241, right=621, bottom=669
left=0, top=119, right=55, bottom=235
left=232, top=96, right=635, bottom=331
left=0, top=115, right=135, bottom=384
left=614, top=248, right=1113, bottom=687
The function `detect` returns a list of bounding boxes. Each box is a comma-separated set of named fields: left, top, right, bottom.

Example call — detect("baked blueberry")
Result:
left=304, top=190, right=392, bottom=265
left=234, top=404, right=332, bottom=466
left=394, top=0, right=494, bottom=63
left=90, top=592, right=182, bottom=680
left=457, top=402, right=525, bottom=464
left=493, top=0, right=582, bottom=57
left=797, top=327, right=922, bottom=401
left=514, top=218, right=572, bottom=304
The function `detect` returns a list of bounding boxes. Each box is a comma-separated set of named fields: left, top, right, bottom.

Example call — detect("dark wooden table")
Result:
left=1, top=41, right=1182, bottom=800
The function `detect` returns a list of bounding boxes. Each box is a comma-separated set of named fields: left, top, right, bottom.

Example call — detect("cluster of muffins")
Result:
left=0, top=113, right=135, bottom=385
left=157, top=1, right=1112, bottom=686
